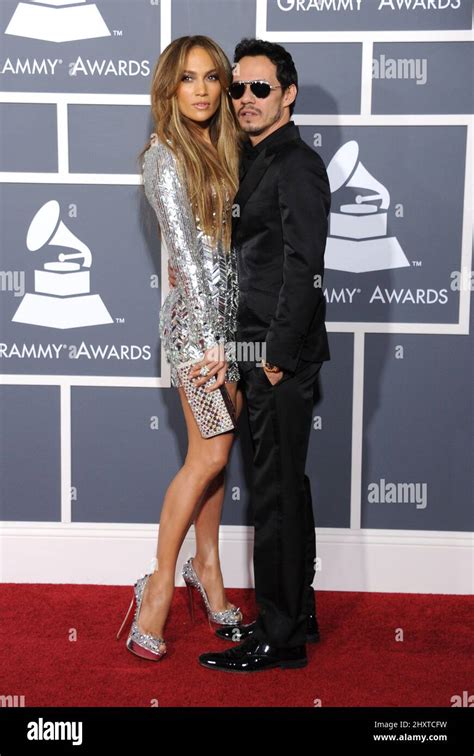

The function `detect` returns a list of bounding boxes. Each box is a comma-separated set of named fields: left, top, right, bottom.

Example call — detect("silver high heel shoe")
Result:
left=116, top=573, right=167, bottom=661
left=182, top=557, right=243, bottom=630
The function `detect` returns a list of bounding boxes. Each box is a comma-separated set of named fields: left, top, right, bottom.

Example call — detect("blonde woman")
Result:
left=116, top=36, right=245, bottom=661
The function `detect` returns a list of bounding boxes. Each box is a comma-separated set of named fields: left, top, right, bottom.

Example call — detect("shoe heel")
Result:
left=116, top=591, right=135, bottom=640
left=186, top=582, right=195, bottom=624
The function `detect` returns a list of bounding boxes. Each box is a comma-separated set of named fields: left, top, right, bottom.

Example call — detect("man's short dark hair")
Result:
left=233, top=38, right=298, bottom=117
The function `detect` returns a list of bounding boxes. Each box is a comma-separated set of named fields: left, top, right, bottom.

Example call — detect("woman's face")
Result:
left=176, top=46, right=221, bottom=125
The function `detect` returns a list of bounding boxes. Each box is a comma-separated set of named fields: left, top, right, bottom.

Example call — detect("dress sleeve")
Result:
left=143, top=136, right=222, bottom=354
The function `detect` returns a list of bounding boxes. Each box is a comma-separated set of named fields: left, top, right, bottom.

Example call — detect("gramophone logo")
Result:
left=5, top=0, right=110, bottom=44
left=325, top=140, right=410, bottom=273
left=12, top=200, right=113, bottom=329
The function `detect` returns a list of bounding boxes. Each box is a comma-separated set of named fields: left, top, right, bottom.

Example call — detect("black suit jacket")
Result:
left=233, top=121, right=331, bottom=374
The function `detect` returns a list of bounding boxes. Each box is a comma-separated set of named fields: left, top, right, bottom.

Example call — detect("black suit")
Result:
left=234, top=120, right=330, bottom=373
left=233, top=121, right=331, bottom=648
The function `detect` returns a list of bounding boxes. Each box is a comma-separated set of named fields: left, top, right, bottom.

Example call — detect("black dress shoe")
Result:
left=199, top=635, right=307, bottom=673
left=215, top=614, right=320, bottom=643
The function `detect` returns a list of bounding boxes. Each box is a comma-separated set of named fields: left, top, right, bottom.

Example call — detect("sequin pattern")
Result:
left=142, top=137, right=240, bottom=387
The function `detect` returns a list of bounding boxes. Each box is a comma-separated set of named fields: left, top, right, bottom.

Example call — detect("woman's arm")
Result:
left=143, top=137, right=222, bottom=354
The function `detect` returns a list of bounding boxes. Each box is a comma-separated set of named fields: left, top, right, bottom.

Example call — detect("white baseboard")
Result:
left=1, top=523, right=472, bottom=594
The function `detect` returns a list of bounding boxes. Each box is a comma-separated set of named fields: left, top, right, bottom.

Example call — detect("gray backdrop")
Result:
left=0, top=0, right=472, bottom=536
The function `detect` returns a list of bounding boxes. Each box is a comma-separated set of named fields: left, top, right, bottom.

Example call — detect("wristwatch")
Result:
left=262, top=359, right=281, bottom=373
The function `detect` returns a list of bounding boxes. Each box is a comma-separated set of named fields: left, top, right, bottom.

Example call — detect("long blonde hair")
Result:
left=139, top=35, right=243, bottom=249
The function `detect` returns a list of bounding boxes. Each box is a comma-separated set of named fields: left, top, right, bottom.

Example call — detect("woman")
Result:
left=116, top=36, right=245, bottom=661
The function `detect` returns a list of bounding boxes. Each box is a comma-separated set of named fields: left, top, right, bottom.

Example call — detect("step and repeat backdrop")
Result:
left=0, top=1, right=472, bottom=572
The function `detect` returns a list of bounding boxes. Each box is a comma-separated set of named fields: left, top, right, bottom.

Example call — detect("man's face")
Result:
left=231, top=55, right=295, bottom=141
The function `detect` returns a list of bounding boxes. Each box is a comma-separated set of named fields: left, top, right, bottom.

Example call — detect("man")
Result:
left=171, top=38, right=331, bottom=671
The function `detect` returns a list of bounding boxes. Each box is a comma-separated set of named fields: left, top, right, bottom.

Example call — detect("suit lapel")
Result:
left=232, top=122, right=300, bottom=234
left=232, top=149, right=277, bottom=234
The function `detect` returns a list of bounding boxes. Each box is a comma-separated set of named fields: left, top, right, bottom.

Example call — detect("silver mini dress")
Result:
left=142, top=136, right=240, bottom=388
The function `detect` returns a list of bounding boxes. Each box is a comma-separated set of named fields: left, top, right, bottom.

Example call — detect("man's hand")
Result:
left=168, top=260, right=177, bottom=288
left=263, top=366, right=284, bottom=385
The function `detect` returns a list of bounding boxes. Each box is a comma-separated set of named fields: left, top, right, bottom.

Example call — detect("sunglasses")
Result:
left=228, top=80, right=282, bottom=100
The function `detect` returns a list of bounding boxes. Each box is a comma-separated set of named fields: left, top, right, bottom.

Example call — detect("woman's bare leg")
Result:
left=136, top=380, right=243, bottom=647
left=192, top=381, right=244, bottom=612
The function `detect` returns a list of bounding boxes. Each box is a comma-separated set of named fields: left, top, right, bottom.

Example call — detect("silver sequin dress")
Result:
left=142, top=136, right=240, bottom=388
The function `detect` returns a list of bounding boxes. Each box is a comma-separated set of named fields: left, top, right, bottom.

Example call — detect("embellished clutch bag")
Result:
left=176, top=357, right=237, bottom=439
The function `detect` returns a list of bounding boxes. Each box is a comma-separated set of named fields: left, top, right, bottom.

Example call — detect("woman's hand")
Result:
left=188, top=342, right=227, bottom=392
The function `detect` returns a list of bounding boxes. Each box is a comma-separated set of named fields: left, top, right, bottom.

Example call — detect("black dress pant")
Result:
left=239, top=359, right=323, bottom=648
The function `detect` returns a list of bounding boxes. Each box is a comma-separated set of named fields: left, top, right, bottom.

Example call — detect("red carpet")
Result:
left=1, top=584, right=472, bottom=707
